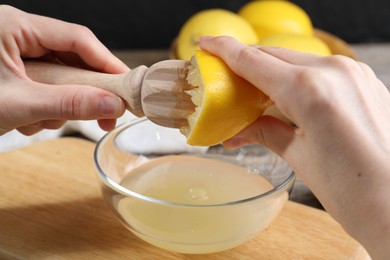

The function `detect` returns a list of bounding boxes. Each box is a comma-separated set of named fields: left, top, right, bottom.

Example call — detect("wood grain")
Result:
left=25, top=61, right=147, bottom=118
left=0, top=138, right=369, bottom=259
left=25, top=60, right=193, bottom=128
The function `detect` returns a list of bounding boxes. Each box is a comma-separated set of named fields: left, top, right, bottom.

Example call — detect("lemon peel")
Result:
left=181, top=50, right=271, bottom=146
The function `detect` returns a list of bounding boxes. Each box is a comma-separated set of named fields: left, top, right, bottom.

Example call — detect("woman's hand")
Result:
left=200, top=36, right=390, bottom=259
left=0, top=5, right=129, bottom=135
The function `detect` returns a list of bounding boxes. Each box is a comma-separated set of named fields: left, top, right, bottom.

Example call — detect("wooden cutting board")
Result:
left=0, top=138, right=369, bottom=259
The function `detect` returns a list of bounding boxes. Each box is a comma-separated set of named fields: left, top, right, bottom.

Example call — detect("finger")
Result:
left=17, top=126, right=43, bottom=136
left=223, top=116, right=296, bottom=158
left=200, top=36, right=306, bottom=123
left=12, top=7, right=128, bottom=73
left=15, top=119, right=66, bottom=136
left=39, top=84, right=126, bottom=120
left=34, top=21, right=127, bottom=73
left=199, top=36, right=297, bottom=99
left=256, top=46, right=326, bottom=66
left=11, top=80, right=126, bottom=123
left=39, top=119, right=67, bottom=129
left=98, top=119, right=117, bottom=131
left=39, top=52, right=92, bottom=70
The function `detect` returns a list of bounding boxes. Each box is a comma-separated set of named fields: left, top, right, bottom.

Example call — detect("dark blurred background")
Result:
left=2, top=0, right=390, bottom=49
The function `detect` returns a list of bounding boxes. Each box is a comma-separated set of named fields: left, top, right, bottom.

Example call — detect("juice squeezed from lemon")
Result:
left=115, top=155, right=288, bottom=254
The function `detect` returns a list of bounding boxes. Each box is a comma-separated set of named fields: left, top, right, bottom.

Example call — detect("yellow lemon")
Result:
left=181, top=50, right=271, bottom=146
left=238, top=0, right=313, bottom=40
left=260, top=33, right=331, bottom=56
left=176, top=9, right=258, bottom=61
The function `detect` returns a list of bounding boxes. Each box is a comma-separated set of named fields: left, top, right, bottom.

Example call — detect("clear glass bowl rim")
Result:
left=94, top=117, right=296, bottom=208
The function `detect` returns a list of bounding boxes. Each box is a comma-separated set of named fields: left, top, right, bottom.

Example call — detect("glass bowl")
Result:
left=94, top=117, right=295, bottom=254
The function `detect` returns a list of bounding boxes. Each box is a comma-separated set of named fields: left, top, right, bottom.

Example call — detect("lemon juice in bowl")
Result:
left=116, top=155, right=288, bottom=253
left=95, top=43, right=293, bottom=254
left=95, top=119, right=295, bottom=254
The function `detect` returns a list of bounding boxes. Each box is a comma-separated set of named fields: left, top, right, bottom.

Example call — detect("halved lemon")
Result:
left=181, top=50, right=271, bottom=146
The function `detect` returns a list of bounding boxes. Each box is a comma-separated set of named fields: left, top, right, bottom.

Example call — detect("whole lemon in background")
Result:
left=182, top=50, right=271, bottom=146
left=176, top=9, right=258, bottom=61
left=259, top=34, right=331, bottom=56
left=238, top=0, right=313, bottom=41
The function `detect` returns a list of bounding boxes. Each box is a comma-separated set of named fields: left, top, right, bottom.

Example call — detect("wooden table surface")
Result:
left=0, top=138, right=370, bottom=259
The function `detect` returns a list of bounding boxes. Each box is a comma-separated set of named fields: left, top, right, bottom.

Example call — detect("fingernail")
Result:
left=99, top=96, right=123, bottom=117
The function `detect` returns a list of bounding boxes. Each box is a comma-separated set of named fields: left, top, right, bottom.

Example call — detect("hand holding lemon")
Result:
left=175, top=0, right=354, bottom=146
left=175, top=6, right=390, bottom=259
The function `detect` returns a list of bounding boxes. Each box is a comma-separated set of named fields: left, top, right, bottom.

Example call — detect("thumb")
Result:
left=5, top=80, right=125, bottom=125
left=33, top=82, right=126, bottom=120
left=223, top=116, right=296, bottom=158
